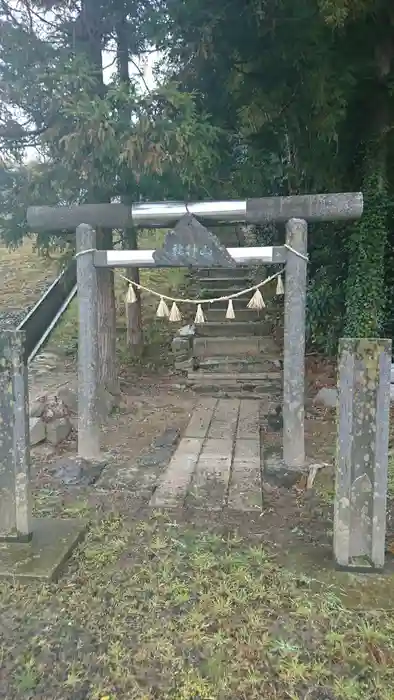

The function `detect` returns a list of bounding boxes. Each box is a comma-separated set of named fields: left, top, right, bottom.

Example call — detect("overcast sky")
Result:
left=2, top=1, right=160, bottom=161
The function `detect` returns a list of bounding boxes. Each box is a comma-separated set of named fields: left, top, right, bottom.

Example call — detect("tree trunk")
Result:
left=124, top=226, right=143, bottom=352
left=78, top=0, right=119, bottom=392
left=117, top=16, right=143, bottom=353
left=97, top=228, right=119, bottom=393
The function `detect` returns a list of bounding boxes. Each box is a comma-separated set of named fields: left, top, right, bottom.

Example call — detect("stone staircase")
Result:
left=186, top=265, right=283, bottom=399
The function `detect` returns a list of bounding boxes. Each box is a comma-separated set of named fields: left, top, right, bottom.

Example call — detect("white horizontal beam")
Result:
left=94, top=246, right=286, bottom=268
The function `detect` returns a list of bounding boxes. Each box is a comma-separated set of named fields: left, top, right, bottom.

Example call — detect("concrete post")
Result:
left=76, top=224, right=100, bottom=460
left=283, top=218, right=307, bottom=467
left=334, top=338, right=391, bottom=572
left=0, top=330, right=32, bottom=542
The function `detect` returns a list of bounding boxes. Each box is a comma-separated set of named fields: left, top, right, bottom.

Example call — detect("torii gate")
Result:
left=28, top=193, right=363, bottom=469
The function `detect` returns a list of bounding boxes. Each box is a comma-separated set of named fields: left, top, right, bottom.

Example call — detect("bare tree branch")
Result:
left=0, top=121, right=48, bottom=140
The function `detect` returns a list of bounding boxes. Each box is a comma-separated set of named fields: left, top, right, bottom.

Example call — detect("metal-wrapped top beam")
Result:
left=27, top=192, right=363, bottom=231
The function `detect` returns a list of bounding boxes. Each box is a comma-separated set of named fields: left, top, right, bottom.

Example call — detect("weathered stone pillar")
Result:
left=283, top=218, right=307, bottom=467
left=0, top=330, right=32, bottom=542
left=334, top=338, right=391, bottom=571
left=76, top=224, right=101, bottom=460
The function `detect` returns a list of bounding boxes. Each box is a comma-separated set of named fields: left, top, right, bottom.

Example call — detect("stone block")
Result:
left=43, top=397, right=68, bottom=420
left=172, top=337, right=190, bottom=354
left=193, top=336, right=278, bottom=358
left=29, top=396, right=46, bottom=418
left=264, top=453, right=307, bottom=488
left=29, top=417, right=46, bottom=446
left=0, top=517, right=87, bottom=582
left=46, top=417, right=72, bottom=445
left=52, top=456, right=106, bottom=486
left=57, top=386, right=78, bottom=414
left=178, top=324, right=195, bottom=337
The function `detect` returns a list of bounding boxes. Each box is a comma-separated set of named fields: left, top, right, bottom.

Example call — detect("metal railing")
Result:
left=16, top=260, right=77, bottom=363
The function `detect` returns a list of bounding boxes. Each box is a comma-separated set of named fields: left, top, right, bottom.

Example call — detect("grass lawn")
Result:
left=1, top=505, right=394, bottom=700
left=0, top=238, right=59, bottom=309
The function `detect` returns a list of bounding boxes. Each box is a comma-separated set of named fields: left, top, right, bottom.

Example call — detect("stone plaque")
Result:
left=153, top=213, right=237, bottom=267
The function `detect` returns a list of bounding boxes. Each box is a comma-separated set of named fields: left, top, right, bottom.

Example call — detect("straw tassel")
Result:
left=194, top=304, right=205, bottom=324
left=247, top=288, right=266, bottom=310
left=169, top=302, right=182, bottom=322
left=225, top=299, right=235, bottom=319
left=276, top=274, right=284, bottom=296
left=156, top=296, right=170, bottom=318
left=126, top=283, right=137, bottom=304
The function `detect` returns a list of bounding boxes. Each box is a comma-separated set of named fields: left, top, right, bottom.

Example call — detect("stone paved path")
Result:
left=150, top=397, right=263, bottom=511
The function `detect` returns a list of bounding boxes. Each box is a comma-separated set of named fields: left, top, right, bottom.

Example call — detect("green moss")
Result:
left=344, top=166, right=388, bottom=338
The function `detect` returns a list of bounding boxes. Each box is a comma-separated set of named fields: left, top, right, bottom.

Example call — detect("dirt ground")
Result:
left=27, top=350, right=394, bottom=581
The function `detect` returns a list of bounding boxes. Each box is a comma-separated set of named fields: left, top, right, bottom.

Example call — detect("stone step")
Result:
left=193, top=336, right=279, bottom=358
left=188, top=371, right=281, bottom=382
left=195, top=267, right=251, bottom=279
left=194, top=276, right=251, bottom=290
left=195, top=320, right=276, bottom=337
left=202, top=297, right=255, bottom=310
left=199, top=286, right=251, bottom=298
left=185, top=378, right=282, bottom=397
left=197, top=357, right=282, bottom=374
left=204, top=308, right=267, bottom=322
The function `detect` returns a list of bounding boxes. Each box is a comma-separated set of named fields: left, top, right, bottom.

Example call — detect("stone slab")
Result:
left=205, top=298, right=256, bottom=311
left=46, top=417, right=72, bottom=445
left=200, top=286, right=251, bottom=299
left=196, top=266, right=249, bottom=278
left=196, top=321, right=275, bottom=337
left=52, top=456, right=107, bottom=486
left=228, top=438, right=262, bottom=511
left=197, top=356, right=282, bottom=372
left=0, top=517, right=87, bottom=582
left=193, top=336, right=279, bottom=358
left=184, top=398, right=217, bottom=438
left=30, top=416, right=46, bottom=446
left=188, top=372, right=282, bottom=382
left=150, top=437, right=202, bottom=507
left=208, top=398, right=239, bottom=440
left=237, top=400, right=261, bottom=439
left=186, top=382, right=282, bottom=398
left=187, top=438, right=233, bottom=510
left=204, top=308, right=268, bottom=322
left=196, top=276, right=250, bottom=289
